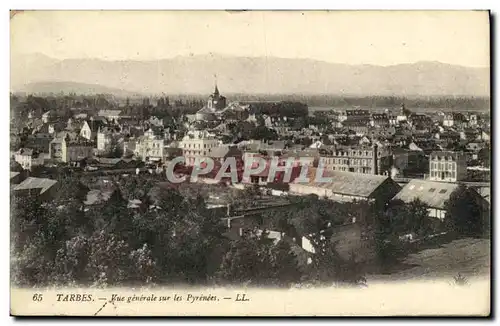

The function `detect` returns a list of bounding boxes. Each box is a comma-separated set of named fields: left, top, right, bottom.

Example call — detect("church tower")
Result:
left=207, top=75, right=226, bottom=110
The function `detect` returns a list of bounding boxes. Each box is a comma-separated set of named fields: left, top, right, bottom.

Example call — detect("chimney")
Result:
left=372, top=143, right=378, bottom=175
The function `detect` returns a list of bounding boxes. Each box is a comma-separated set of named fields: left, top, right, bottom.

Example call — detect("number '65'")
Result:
left=32, top=294, right=43, bottom=302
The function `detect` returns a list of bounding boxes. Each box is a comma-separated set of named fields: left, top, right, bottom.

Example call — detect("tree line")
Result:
left=11, top=175, right=357, bottom=288
left=11, top=171, right=488, bottom=288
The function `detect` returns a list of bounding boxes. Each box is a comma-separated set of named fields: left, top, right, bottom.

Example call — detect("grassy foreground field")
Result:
left=367, top=238, right=491, bottom=282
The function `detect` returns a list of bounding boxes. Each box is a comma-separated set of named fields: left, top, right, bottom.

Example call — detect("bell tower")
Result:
left=206, top=74, right=226, bottom=111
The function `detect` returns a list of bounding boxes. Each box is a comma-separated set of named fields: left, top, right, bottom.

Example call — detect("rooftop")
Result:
left=13, top=177, right=58, bottom=195
left=259, top=140, right=286, bottom=151
left=83, top=119, right=107, bottom=132
left=16, top=148, right=34, bottom=156
left=98, top=109, right=122, bottom=117
left=477, top=187, right=490, bottom=204
left=392, top=179, right=460, bottom=209
left=293, top=168, right=393, bottom=198
left=84, top=189, right=115, bottom=205
left=430, top=151, right=465, bottom=160
left=209, top=146, right=242, bottom=159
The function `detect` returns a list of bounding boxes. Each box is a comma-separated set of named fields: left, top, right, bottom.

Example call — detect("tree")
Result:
left=99, top=188, right=134, bottom=241
left=385, top=199, right=432, bottom=237
left=251, top=126, right=278, bottom=141
left=104, top=137, right=123, bottom=158
left=407, top=199, right=433, bottom=236
left=444, top=185, right=486, bottom=236
left=231, top=184, right=261, bottom=208
left=84, top=231, right=132, bottom=287
left=127, top=186, right=226, bottom=285
left=11, top=193, right=78, bottom=286
left=478, top=145, right=491, bottom=167
left=52, top=234, right=90, bottom=285
left=128, top=244, right=159, bottom=285
left=305, top=230, right=366, bottom=286
left=372, top=208, right=401, bottom=266
left=216, top=231, right=302, bottom=287
left=11, top=234, right=54, bottom=286
left=56, top=175, right=89, bottom=203
left=256, top=115, right=265, bottom=127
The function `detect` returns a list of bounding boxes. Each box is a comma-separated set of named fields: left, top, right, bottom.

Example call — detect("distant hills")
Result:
left=11, top=53, right=490, bottom=97
left=14, top=81, right=142, bottom=97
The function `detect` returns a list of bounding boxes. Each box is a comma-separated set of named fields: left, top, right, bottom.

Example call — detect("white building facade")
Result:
left=134, top=135, right=164, bottom=162
left=97, top=129, right=114, bottom=152
left=178, top=130, right=221, bottom=166
left=15, top=149, right=44, bottom=171
left=429, top=151, right=467, bottom=182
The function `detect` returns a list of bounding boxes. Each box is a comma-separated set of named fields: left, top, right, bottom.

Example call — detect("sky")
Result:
left=10, top=10, right=490, bottom=67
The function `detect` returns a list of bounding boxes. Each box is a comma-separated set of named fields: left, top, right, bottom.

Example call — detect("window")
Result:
left=429, top=188, right=436, bottom=192
left=439, top=189, right=447, bottom=194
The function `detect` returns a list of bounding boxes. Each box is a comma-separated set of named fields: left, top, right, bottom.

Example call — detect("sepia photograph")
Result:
left=9, top=10, right=491, bottom=316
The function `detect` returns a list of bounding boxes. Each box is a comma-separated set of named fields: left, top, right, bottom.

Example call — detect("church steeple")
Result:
left=206, top=74, right=226, bottom=111
left=213, top=74, right=219, bottom=97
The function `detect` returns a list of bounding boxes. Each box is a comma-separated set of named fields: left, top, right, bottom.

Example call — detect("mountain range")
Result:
left=11, top=53, right=490, bottom=97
